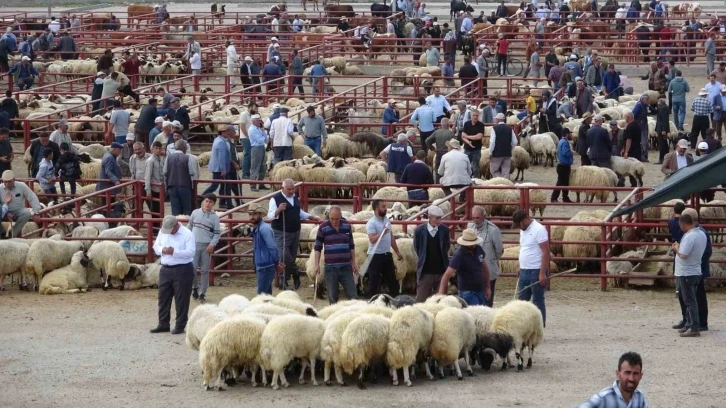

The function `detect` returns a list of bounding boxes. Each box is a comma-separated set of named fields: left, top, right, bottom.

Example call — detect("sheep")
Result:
left=0, top=241, right=31, bottom=290
left=37, top=251, right=95, bottom=295
left=465, top=305, right=499, bottom=370
left=473, top=185, right=520, bottom=217
left=93, top=225, right=140, bottom=245
left=425, top=294, right=468, bottom=308
left=293, top=144, right=316, bottom=160
left=386, top=306, right=435, bottom=386
left=85, top=241, right=131, bottom=291
left=218, top=294, right=250, bottom=315
left=25, top=239, right=85, bottom=289
left=610, top=156, right=645, bottom=187
left=78, top=143, right=109, bottom=159
left=606, top=250, right=642, bottom=288
left=317, top=300, right=367, bottom=320
left=260, top=314, right=326, bottom=390
left=185, top=304, right=228, bottom=351
left=276, top=290, right=302, bottom=302
left=370, top=186, right=408, bottom=205
left=256, top=297, right=318, bottom=317
left=526, top=132, right=557, bottom=167
left=413, top=302, right=448, bottom=317
left=499, top=246, right=560, bottom=276
left=199, top=315, right=268, bottom=390
left=300, top=164, right=335, bottom=198
left=479, top=300, right=544, bottom=371
left=70, top=226, right=100, bottom=246
left=243, top=302, right=298, bottom=316
left=332, top=167, right=366, bottom=199
left=321, top=312, right=362, bottom=386
left=339, top=314, right=391, bottom=389
left=569, top=166, right=614, bottom=203
left=123, top=262, right=160, bottom=289
left=429, top=307, right=476, bottom=380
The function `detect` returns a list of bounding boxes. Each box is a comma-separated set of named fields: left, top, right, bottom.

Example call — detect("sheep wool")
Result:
left=39, top=251, right=94, bottom=295
left=199, top=315, right=268, bottom=390
left=86, top=241, right=131, bottom=290
left=386, top=306, right=435, bottom=386
left=429, top=307, right=476, bottom=379
left=243, top=302, right=298, bottom=316
left=321, top=312, right=363, bottom=386
left=185, top=304, right=228, bottom=351
left=26, top=239, right=85, bottom=288
left=318, top=301, right=367, bottom=321
left=218, top=294, right=251, bottom=315
left=276, top=290, right=302, bottom=302
left=260, top=314, right=326, bottom=389
left=0, top=241, right=31, bottom=290
left=339, top=314, right=391, bottom=388
left=425, top=294, right=468, bottom=308
left=488, top=300, right=544, bottom=371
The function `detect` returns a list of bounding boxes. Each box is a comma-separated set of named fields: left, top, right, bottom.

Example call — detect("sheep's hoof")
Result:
left=340, top=381, right=347, bottom=387
left=527, top=358, right=533, bottom=368
left=217, top=386, right=225, bottom=391
left=500, top=362, right=507, bottom=371
left=356, top=381, right=366, bottom=390
left=468, top=370, right=475, bottom=377
left=272, top=384, right=280, bottom=390
left=457, top=375, right=463, bottom=381
left=325, top=380, right=332, bottom=386
left=517, top=364, right=524, bottom=372
left=281, top=382, right=289, bottom=389
left=205, top=385, right=212, bottom=391
left=251, top=383, right=258, bottom=388
left=299, top=379, right=306, bottom=385
left=438, top=373, right=445, bottom=380
left=312, top=380, right=319, bottom=386
left=102, top=285, right=108, bottom=292
left=405, top=381, right=412, bottom=387
left=392, top=380, right=398, bottom=386
left=224, top=378, right=237, bottom=386
left=427, top=374, right=435, bottom=381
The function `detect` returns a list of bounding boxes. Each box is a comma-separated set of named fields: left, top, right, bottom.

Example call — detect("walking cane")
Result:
left=358, top=225, right=389, bottom=280
left=512, top=267, right=577, bottom=300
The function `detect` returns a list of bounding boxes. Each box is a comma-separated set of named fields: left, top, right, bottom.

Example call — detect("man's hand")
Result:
left=538, top=271, right=548, bottom=286
left=396, top=252, right=403, bottom=262
left=322, top=140, right=327, bottom=150
left=276, top=262, right=284, bottom=273
left=351, top=263, right=359, bottom=277
left=6, top=212, right=13, bottom=221
left=485, top=285, right=492, bottom=302
left=3, top=192, right=11, bottom=204
left=672, top=242, right=679, bottom=252
left=277, top=202, right=287, bottom=214
left=0, top=156, right=8, bottom=163
left=206, top=244, right=214, bottom=254
left=315, top=265, right=321, bottom=276
left=309, top=215, right=321, bottom=222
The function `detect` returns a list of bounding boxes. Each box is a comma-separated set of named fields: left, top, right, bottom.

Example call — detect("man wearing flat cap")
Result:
left=248, top=205, right=282, bottom=295
left=0, top=170, right=41, bottom=241
left=49, top=119, right=76, bottom=154
left=150, top=215, right=196, bottom=335
left=438, top=228, right=491, bottom=306
left=413, top=205, right=451, bottom=302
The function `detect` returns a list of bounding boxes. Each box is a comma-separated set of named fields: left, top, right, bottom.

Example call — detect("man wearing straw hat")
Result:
left=249, top=205, right=282, bottom=295
left=150, top=215, right=196, bottom=335
left=414, top=205, right=451, bottom=302
left=512, top=209, right=549, bottom=326
left=437, top=228, right=491, bottom=306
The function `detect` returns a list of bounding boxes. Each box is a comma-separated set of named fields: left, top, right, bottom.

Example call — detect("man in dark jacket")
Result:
left=240, top=55, right=261, bottom=92
left=586, top=114, right=612, bottom=168
left=170, top=99, right=190, bottom=139
left=539, top=90, right=561, bottom=137
left=1, top=91, right=18, bottom=130
left=400, top=150, right=434, bottom=207
left=577, top=112, right=593, bottom=165
left=57, top=31, right=76, bottom=60
left=96, top=142, right=123, bottom=221
left=262, top=57, right=282, bottom=94
left=458, top=56, right=479, bottom=95
left=413, top=205, right=451, bottom=302
left=135, top=98, right=158, bottom=144
left=29, top=133, right=60, bottom=178
left=574, top=78, right=594, bottom=118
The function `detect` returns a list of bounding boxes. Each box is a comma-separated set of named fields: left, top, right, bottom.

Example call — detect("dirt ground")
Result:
left=1, top=278, right=724, bottom=408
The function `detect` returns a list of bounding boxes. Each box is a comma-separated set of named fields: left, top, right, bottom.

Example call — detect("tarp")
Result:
left=612, top=148, right=726, bottom=217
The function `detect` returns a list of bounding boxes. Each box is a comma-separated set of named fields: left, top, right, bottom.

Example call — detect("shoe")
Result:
left=259, top=185, right=271, bottom=190
left=171, top=327, right=185, bottom=335
left=677, top=326, right=689, bottom=334
left=192, top=288, right=199, bottom=300
left=698, top=326, right=708, bottom=332
left=672, top=321, right=685, bottom=329
left=199, top=294, right=206, bottom=304
left=150, top=326, right=170, bottom=333
left=563, top=198, right=573, bottom=203
left=679, top=329, right=700, bottom=337
left=550, top=198, right=559, bottom=203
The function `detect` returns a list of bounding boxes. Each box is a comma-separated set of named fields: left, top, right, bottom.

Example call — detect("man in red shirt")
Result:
left=496, top=33, right=509, bottom=76
left=658, top=25, right=672, bottom=60
left=121, top=52, right=143, bottom=88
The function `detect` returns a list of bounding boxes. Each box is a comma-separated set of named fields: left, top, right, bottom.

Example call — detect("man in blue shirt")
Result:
left=410, top=97, right=436, bottom=155
left=249, top=205, right=282, bottom=295
left=309, top=59, right=329, bottom=99
left=381, top=99, right=400, bottom=135
left=678, top=208, right=710, bottom=332
left=9, top=56, right=39, bottom=90
left=425, top=87, right=452, bottom=122
left=551, top=128, right=573, bottom=203
left=577, top=352, right=649, bottom=408
left=203, top=128, right=232, bottom=207
left=248, top=114, right=268, bottom=191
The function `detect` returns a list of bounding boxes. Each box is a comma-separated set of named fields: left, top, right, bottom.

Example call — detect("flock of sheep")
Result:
left=187, top=291, right=544, bottom=390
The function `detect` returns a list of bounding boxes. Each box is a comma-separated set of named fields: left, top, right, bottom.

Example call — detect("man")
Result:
left=9, top=56, right=39, bottom=90
left=120, top=53, right=141, bottom=87
left=425, top=87, right=451, bottom=123
left=107, top=100, right=130, bottom=144
left=577, top=352, right=649, bottom=408
left=481, top=97, right=496, bottom=125
left=437, top=228, right=490, bottom=306
left=262, top=56, right=282, bottom=94
left=438, top=139, right=471, bottom=198
left=129, top=141, right=150, bottom=189
left=690, top=88, right=713, bottom=148
left=224, top=40, right=239, bottom=87
left=413, top=206, right=451, bottom=302
left=29, top=133, right=60, bottom=182
left=157, top=88, right=174, bottom=117
left=622, top=112, right=642, bottom=165
left=574, top=78, right=594, bottom=118
left=458, top=56, right=479, bottom=95
left=468, top=205, right=503, bottom=306
left=309, top=59, right=329, bottom=98
left=366, top=199, right=404, bottom=297
left=703, top=128, right=722, bottom=153
left=240, top=56, right=261, bottom=92
left=148, top=116, right=164, bottom=143
left=96, top=143, right=123, bottom=218
left=145, top=141, right=164, bottom=218
left=222, top=125, right=241, bottom=208
left=380, top=132, right=414, bottom=183
left=512, top=209, right=549, bottom=326
left=290, top=49, right=304, bottom=96
left=711, top=62, right=726, bottom=85
left=539, top=90, right=560, bottom=137
left=425, top=117, right=454, bottom=183
left=671, top=213, right=707, bottom=337
left=548, top=60, right=566, bottom=93
left=608, top=120, right=623, bottom=158
left=528, top=45, right=543, bottom=87
left=164, top=140, right=195, bottom=216
left=661, top=139, right=693, bottom=179
left=576, top=112, right=593, bottom=165
left=0, top=170, right=41, bottom=239
left=238, top=102, right=257, bottom=179
left=57, top=31, right=76, bottom=61
left=203, top=128, right=231, bottom=206
left=270, top=107, right=295, bottom=164
left=117, top=133, right=136, bottom=180
left=424, top=41, right=440, bottom=68
left=381, top=99, right=400, bottom=135
left=183, top=36, right=201, bottom=65
left=587, top=114, right=612, bottom=168
left=676, top=208, right=710, bottom=332
left=189, top=51, right=201, bottom=75
left=135, top=99, right=158, bottom=144
left=400, top=150, right=434, bottom=207
left=705, top=32, right=716, bottom=76
left=667, top=70, right=689, bottom=131
left=101, top=72, right=121, bottom=109
left=249, top=204, right=281, bottom=295
left=314, top=205, right=358, bottom=304
left=169, top=99, right=190, bottom=140
left=150, top=215, right=196, bottom=335
left=712, top=85, right=726, bottom=140
left=0, top=128, right=12, bottom=174
left=249, top=114, right=268, bottom=191
left=488, top=112, right=517, bottom=178
left=704, top=74, right=722, bottom=106
left=188, top=193, right=221, bottom=304
left=411, top=97, right=435, bottom=155
left=49, top=119, right=75, bottom=154
left=551, top=128, right=573, bottom=203
left=298, top=106, right=327, bottom=156
left=96, top=49, right=113, bottom=75
left=461, top=109, right=485, bottom=178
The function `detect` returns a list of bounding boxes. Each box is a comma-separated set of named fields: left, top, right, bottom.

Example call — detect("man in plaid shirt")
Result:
left=690, top=88, right=713, bottom=148
left=313, top=205, right=358, bottom=304
left=577, top=352, right=649, bottom=408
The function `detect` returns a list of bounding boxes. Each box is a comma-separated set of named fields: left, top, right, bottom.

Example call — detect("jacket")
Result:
left=585, top=64, right=605, bottom=87
left=602, top=71, right=621, bottom=96
left=577, top=123, right=590, bottom=156
left=467, top=220, right=504, bottom=280
left=29, top=140, right=60, bottom=177
left=661, top=151, right=693, bottom=178
left=136, top=104, right=158, bottom=132
left=557, top=138, right=573, bottom=165
left=712, top=94, right=725, bottom=121
left=58, top=35, right=76, bottom=55
left=574, top=87, right=594, bottom=117
left=173, top=106, right=190, bottom=130
left=587, top=125, right=612, bottom=160
left=413, top=223, right=451, bottom=279
left=655, top=104, right=670, bottom=133
left=381, top=106, right=399, bottom=134
left=262, top=62, right=281, bottom=81
left=55, top=151, right=81, bottom=179
left=667, top=77, right=690, bottom=103
left=252, top=220, right=280, bottom=268
left=437, top=149, right=471, bottom=186
left=208, top=135, right=231, bottom=173
left=96, top=152, right=121, bottom=193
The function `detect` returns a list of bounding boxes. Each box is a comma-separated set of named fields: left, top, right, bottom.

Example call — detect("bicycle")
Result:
left=485, top=51, right=524, bottom=77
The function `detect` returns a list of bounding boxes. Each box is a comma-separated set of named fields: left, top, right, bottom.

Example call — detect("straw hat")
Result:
left=581, top=112, right=593, bottom=120
left=447, top=139, right=463, bottom=150
left=457, top=229, right=483, bottom=246
left=698, top=88, right=708, bottom=96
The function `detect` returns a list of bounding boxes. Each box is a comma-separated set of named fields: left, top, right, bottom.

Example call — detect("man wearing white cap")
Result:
left=413, top=205, right=451, bottom=302
left=661, top=139, right=693, bottom=180
left=240, top=56, right=260, bottom=92
left=690, top=88, right=713, bottom=150
left=267, top=37, right=278, bottom=63
left=8, top=56, right=39, bottom=90
left=49, top=119, right=77, bottom=154
left=0, top=170, right=41, bottom=241
left=150, top=215, right=196, bottom=335
left=270, top=107, right=295, bottom=164
left=438, top=228, right=491, bottom=306
left=149, top=116, right=165, bottom=142
left=564, top=54, right=582, bottom=78
left=696, top=141, right=710, bottom=160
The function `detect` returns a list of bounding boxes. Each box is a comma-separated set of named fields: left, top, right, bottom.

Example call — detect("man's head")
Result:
left=175, top=139, right=187, bottom=153
left=561, top=128, right=571, bottom=140
left=162, top=121, right=173, bottom=133
left=223, top=124, right=236, bottom=139
left=251, top=114, right=262, bottom=127
left=123, top=133, right=134, bottom=146
left=152, top=141, right=163, bottom=156
left=201, top=193, right=216, bottom=212
left=679, top=213, right=695, bottom=232
left=616, top=352, right=644, bottom=396
left=328, top=205, right=342, bottom=227
left=494, top=112, right=505, bottom=123
left=133, top=141, right=145, bottom=157
left=709, top=74, right=716, bottom=84
left=248, top=101, right=258, bottom=113
left=154, top=116, right=164, bottom=129
left=576, top=78, right=584, bottom=89
left=676, top=139, right=688, bottom=155
left=172, top=98, right=181, bottom=109
left=2, top=170, right=15, bottom=189
left=415, top=150, right=426, bottom=162
left=427, top=205, right=443, bottom=227
left=489, top=96, right=496, bottom=107
left=512, top=209, right=533, bottom=230
left=157, top=87, right=166, bottom=96
left=110, top=142, right=124, bottom=157
left=433, top=86, right=441, bottom=97
left=593, top=114, right=604, bottom=126
left=282, top=178, right=295, bottom=197
left=471, top=205, right=486, bottom=227
left=673, top=201, right=686, bottom=216
left=457, top=228, right=483, bottom=251
left=306, top=106, right=316, bottom=117
left=42, top=147, right=54, bottom=161
left=186, top=36, right=194, bottom=43
left=720, top=62, right=726, bottom=72
left=624, top=111, right=634, bottom=124
left=148, top=98, right=158, bottom=106
left=371, top=199, right=387, bottom=217
left=160, top=215, right=181, bottom=235
left=682, top=207, right=699, bottom=223
left=471, top=109, right=480, bottom=123
left=39, top=132, right=50, bottom=145
left=582, top=112, right=593, bottom=124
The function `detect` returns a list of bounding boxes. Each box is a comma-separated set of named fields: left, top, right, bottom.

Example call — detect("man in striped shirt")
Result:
left=313, top=205, right=358, bottom=304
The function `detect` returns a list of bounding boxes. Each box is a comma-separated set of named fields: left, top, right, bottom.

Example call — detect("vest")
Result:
left=165, top=153, right=192, bottom=188
left=423, top=230, right=444, bottom=275
left=271, top=192, right=301, bottom=233
left=491, top=123, right=513, bottom=157
left=387, top=142, right=409, bottom=175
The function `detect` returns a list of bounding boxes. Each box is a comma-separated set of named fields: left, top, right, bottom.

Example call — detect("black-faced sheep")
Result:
left=478, top=300, right=544, bottom=371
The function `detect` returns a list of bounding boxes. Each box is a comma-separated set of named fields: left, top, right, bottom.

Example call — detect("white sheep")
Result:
left=260, top=314, right=326, bottom=390
left=610, top=156, right=645, bottom=187
left=318, top=300, right=368, bottom=320
left=386, top=306, right=435, bottom=386
left=122, top=262, right=160, bottom=290
left=339, top=314, right=391, bottom=389
left=86, top=241, right=131, bottom=291
left=255, top=297, right=318, bottom=317
left=321, top=312, right=362, bottom=386
left=527, top=132, right=557, bottom=167
left=276, top=290, right=302, bottom=302
left=185, top=304, right=228, bottom=351
left=0, top=241, right=30, bottom=291
left=425, top=294, right=468, bottom=308
left=243, top=302, right=298, bottom=316
left=38, top=251, right=94, bottom=295
left=429, top=307, right=476, bottom=380
left=25, top=239, right=85, bottom=289
left=464, top=306, right=499, bottom=369
left=70, top=226, right=100, bottom=247
left=569, top=166, right=614, bottom=203
left=199, top=314, right=268, bottom=390
left=218, top=294, right=250, bottom=315
left=479, top=300, right=544, bottom=371
left=515, top=182, right=548, bottom=217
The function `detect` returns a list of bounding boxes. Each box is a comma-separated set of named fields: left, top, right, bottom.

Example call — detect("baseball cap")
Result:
left=126, top=133, right=135, bottom=141
left=160, top=215, right=179, bottom=234
left=609, top=120, right=618, bottom=126
left=154, top=116, right=164, bottom=123
left=697, top=141, right=709, bottom=150
left=21, top=56, right=30, bottom=61
left=225, top=124, right=237, bottom=132
left=570, top=54, right=577, bottom=59
left=677, top=139, right=689, bottom=148
left=110, top=142, right=124, bottom=149
left=245, top=56, right=252, bottom=61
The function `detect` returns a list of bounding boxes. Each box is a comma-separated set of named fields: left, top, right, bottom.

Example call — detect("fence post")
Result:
left=600, top=226, right=608, bottom=291
left=159, top=187, right=166, bottom=218
left=147, top=220, right=155, bottom=263
left=520, top=187, right=530, bottom=217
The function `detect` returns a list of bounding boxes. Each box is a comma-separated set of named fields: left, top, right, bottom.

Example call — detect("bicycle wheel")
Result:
left=507, top=58, right=523, bottom=77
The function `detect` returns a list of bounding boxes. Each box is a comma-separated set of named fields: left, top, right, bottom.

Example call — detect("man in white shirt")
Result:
left=225, top=40, right=238, bottom=86
left=269, top=107, right=295, bottom=164
left=150, top=215, right=196, bottom=335
left=425, top=87, right=452, bottom=122
left=189, top=51, right=202, bottom=75
left=671, top=213, right=707, bottom=337
left=48, top=17, right=60, bottom=33
left=512, top=209, right=550, bottom=327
